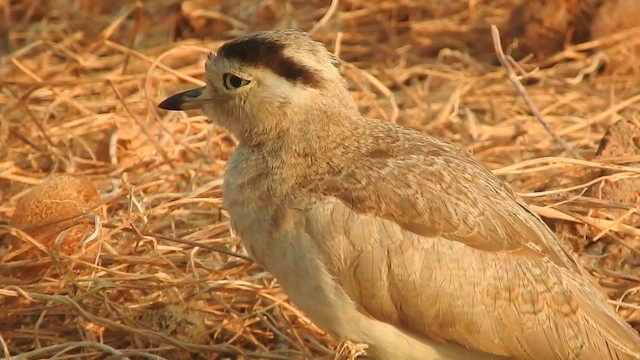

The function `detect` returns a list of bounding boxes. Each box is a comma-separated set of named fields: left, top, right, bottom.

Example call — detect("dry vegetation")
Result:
left=2, top=0, right=640, bottom=359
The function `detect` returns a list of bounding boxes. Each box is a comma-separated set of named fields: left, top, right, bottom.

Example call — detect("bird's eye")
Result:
left=223, top=73, right=250, bottom=90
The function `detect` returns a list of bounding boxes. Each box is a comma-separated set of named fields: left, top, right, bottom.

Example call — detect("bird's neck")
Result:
left=237, top=109, right=366, bottom=190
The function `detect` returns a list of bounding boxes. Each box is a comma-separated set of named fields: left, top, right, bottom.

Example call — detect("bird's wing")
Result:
left=302, top=197, right=640, bottom=359
left=317, top=132, right=577, bottom=270
left=303, top=130, right=640, bottom=358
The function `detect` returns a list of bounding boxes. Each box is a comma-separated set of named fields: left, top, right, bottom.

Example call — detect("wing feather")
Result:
left=303, top=197, right=640, bottom=359
left=301, top=123, right=640, bottom=358
left=318, top=127, right=578, bottom=270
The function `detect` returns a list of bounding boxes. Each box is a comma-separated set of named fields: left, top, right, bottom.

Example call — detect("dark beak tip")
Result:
left=157, top=86, right=206, bottom=111
left=158, top=95, right=184, bottom=111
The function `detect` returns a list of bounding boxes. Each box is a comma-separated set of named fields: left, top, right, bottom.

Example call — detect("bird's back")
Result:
left=296, top=119, right=640, bottom=359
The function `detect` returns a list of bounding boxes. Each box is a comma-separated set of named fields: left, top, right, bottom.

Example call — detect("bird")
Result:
left=159, top=29, right=640, bottom=360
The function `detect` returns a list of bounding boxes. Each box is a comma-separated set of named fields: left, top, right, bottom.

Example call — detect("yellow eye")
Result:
left=223, top=73, right=250, bottom=90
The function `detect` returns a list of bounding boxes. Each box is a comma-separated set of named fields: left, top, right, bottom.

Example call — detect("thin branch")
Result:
left=309, top=0, right=340, bottom=35
left=490, top=25, right=579, bottom=158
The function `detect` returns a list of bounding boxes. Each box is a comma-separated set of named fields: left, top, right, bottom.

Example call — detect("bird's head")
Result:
left=159, top=30, right=356, bottom=145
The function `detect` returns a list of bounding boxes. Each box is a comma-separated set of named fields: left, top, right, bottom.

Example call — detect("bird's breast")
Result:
left=222, top=164, right=301, bottom=268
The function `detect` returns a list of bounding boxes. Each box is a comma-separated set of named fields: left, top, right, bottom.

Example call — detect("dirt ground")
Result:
left=2, top=0, right=640, bottom=359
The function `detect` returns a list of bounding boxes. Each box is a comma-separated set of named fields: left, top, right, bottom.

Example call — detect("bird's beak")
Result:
left=158, top=86, right=207, bottom=110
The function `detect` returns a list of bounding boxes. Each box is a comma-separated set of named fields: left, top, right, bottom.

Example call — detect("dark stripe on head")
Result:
left=217, top=34, right=322, bottom=88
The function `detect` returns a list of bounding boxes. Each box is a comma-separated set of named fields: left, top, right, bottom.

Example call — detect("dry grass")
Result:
left=2, top=0, right=640, bottom=359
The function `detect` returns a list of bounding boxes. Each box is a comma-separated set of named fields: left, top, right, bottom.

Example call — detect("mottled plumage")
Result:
left=159, top=29, right=640, bottom=359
